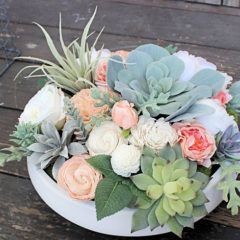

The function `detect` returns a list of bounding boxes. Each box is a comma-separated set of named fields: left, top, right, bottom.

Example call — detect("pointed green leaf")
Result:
left=131, top=174, right=157, bottom=191
left=131, top=208, right=151, bottom=233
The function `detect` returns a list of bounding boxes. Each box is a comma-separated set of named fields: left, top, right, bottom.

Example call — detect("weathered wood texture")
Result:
left=223, top=0, right=240, bottom=7
left=187, top=0, right=221, bottom=5
left=0, top=173, right=240, bottom=240
left=5, top=0, right=240, bottom=51
left=1, top=0, right=240, bottom=238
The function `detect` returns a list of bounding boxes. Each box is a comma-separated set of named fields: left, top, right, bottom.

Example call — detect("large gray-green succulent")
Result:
left=107, top=44, right=225, bottom=121
left=131, top=144, right=209, bottom=237
left=27, top=121, right=87, bottom=179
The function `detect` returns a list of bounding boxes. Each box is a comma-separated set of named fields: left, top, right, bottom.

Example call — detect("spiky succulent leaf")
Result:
left=215, top=125, right=240, bottom=162
left=27, top=122, right=87, bottom=179
left=16, top=8, right=102, bottom=93
left=107, top=43, right=222, bottom=120
left=131, top=144, right=209, bottom=237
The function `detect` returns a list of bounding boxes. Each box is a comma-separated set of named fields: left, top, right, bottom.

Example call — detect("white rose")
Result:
left=129, top=116, right=178, bottom=151
left=111, top=144, right=141, bottom=177
left=174, top=51, right=216, bottom=81
left=196, top=99, right=235, bottom=135
left=19, top=84, right=65, bottom=126
left=86, top=121, right=126, bottom=156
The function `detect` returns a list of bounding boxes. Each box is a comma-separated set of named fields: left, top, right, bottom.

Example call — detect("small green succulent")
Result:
left=107, top=44, right=225, bottom=121
left=131, top=144, right=209, bottom=237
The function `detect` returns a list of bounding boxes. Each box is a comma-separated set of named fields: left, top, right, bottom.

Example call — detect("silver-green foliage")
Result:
left=131, top=144, right=209, bottom=237
left=0, top=123, right=39, bottom=167
left=27, top=122, right=87, bottom=179
left=107, top=44, right=225, bottom=121
left=16, top=8, right=102, bottom=94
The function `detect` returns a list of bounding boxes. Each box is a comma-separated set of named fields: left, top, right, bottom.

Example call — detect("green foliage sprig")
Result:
left=217, top=162, right=240, bottom=215
left=0, top=122, right=39, bottom=167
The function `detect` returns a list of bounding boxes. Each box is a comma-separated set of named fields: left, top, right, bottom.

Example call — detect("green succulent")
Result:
left=27, top=121, right=87, bottom=179
left=131, top=144, right=209, bottom=237
left=107, top=44, right=225, bottom=121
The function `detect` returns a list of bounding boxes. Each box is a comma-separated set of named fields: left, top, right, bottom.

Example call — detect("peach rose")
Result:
left=173, top=122, right=216, bottom=167
left=212, top=89, right=232, bottom=106
left=95, top=59, right=108, bottom=83
left=71, top=88, right=109, bottom=123
left=57, top=155, right=102, bottom=200
left=112, top=100, right=138, bottom=129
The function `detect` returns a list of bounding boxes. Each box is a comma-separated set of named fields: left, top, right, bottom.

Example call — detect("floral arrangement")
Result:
left=1, top=10, right=240, bottom=237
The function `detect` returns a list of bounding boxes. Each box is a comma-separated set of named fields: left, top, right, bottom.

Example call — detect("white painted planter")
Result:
left=27, top=159, right=224, bottom=237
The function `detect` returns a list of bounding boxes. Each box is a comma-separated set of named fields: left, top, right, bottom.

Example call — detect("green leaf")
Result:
left=176, top=215, right=194, bottom=229
left=131, top=208, right=151, bottom=233
left=155, top=199, right=169, bottom=226
left=141, top=155, right=154, bottom=176
left=87, top=155, right=123, bottom=181
left=95, top=178, right=132, bottom=220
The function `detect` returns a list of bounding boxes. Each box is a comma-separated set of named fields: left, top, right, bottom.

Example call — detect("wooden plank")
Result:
left=0, top=107, right=29, bottom=178
left=111, top=0, right=240, bottom=16
left=186, top=0, right=221, bottom=5
left=223, top=0, right=240, bottom=7
left=0, top=107, right=240, bottom=229
left=1, top=24, right=240, bottom=111
left=6, top=0, right=240, bottom=51
left=0, top=173, right=240, bottom=239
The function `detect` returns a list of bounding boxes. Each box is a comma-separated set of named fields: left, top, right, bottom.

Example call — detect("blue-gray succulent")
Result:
left=228, top=81, right=240, bottom=114
left=215, top=124, right=240, bottom=162
left=107, top=44, right=225, bottom=121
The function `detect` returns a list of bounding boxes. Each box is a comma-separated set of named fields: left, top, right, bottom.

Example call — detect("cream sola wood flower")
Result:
left=86, top=121, right=127, bottom=156
left=129, top=116, right=178, bottom=151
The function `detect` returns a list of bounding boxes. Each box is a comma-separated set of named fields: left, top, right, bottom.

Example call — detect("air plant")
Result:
left=15, top=8, right=104, bottom=94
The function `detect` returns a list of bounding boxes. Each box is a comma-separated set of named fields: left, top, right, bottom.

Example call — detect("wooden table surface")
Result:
left=1, top=0, right=240, bottom=239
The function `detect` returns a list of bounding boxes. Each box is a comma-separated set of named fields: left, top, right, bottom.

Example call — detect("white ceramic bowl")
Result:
left=27, top=159, right=224, bottom=237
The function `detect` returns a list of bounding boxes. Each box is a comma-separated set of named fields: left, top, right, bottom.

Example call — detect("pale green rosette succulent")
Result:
left=107, top=44, right=225, bottom=121
left=131, top=144, right=209, bottom=237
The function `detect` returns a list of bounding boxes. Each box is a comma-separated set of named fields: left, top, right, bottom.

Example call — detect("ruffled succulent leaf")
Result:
left=52, top=156, right=65, bottom=180
left=107, top=44, right=217, bottom=119
left=68, top=142, right=87, bottom=155
left=190, top=69, right=225, bottom=95
left=136, top=44, right=170, bottom=61
left=176, top=215, right=194, bottom=229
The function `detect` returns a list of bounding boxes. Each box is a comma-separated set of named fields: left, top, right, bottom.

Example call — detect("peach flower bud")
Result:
left=112, top=100, right=138, bottom=129
left=212, top=89, right=232, bottom=106
left=57, top=155, right=102, bottom=200
left=173, top=122, right=216, bottom=168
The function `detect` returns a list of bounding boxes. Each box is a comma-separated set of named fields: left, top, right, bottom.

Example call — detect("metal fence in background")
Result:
left=0, top=0, right=20, bottom=77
